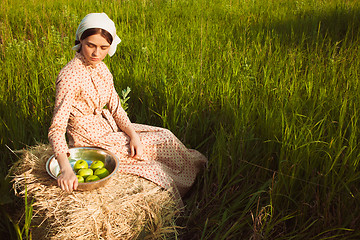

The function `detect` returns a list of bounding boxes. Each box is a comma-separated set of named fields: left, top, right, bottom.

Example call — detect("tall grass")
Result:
left=1, top=0, right=360, bottom=238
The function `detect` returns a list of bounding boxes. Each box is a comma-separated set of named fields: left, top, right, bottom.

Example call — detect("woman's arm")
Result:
left=107, top=84, right=144, bottom=158
left=49, top=65, right=81, bottom=192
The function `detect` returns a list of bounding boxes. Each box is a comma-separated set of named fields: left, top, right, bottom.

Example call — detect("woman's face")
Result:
left=80, top=33, right=111, bottom=66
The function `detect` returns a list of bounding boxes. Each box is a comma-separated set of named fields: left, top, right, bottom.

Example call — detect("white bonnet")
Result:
left=72, top=13, right=121, bottom=57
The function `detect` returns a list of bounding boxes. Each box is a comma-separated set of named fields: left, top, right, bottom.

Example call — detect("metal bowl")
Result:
left=46, top=147, right=119, bottom=191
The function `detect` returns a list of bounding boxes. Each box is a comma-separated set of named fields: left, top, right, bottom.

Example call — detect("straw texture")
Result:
left=11, top=144, right=180, bottom=239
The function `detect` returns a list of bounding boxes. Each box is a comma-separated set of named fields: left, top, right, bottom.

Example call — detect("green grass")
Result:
left=1, top=0, right=360, bottom=238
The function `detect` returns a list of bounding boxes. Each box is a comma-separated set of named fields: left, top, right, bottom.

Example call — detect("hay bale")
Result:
left=11, top=144, right=180, bottom=239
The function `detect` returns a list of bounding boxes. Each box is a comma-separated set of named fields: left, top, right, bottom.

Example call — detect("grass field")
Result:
left=1, top=0, right=360, bottom=239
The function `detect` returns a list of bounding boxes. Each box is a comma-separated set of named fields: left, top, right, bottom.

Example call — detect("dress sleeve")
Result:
left=48, top=69, right=80, bottom=158
left=107, top=83, right=132, bottom=131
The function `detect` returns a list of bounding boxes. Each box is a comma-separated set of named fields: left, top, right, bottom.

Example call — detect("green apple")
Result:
left=94, top=168, right=110, bottom=179
left=77, top=168, right=93, bottom=179
left=73, top=159, right=88, bottom=172
left=76, top=175, right=84, bottom=183
left=90, top=160, right=105, bottom=170
left=85, top=175, right=100, bottom=182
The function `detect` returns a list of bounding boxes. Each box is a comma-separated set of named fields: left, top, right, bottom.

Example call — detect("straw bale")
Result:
left=11, top=144, right=180, bottom=239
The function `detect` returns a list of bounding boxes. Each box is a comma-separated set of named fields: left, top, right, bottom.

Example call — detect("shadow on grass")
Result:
left=238, top=3, right=360, bottom=48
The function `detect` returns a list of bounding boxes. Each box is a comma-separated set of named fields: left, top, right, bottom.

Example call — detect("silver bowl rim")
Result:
left=46, top=146, right=119, bottom=185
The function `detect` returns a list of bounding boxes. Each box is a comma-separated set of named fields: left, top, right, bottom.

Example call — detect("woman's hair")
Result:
left=75, top=28, right=113, bottom=52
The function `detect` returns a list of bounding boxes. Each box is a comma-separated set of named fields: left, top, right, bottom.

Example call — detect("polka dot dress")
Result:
left=48, top=53, right=207, bottom=201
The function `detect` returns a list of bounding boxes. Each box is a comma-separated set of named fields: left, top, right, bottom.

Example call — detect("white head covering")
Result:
left=72, top=13, right=121, bottom=57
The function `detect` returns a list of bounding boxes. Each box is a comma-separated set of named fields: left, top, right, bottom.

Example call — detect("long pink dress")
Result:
left=48, top=53, right=207, bottom=201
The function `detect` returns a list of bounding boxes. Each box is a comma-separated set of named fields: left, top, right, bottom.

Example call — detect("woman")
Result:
left=48, top=13, right=207, bottom=202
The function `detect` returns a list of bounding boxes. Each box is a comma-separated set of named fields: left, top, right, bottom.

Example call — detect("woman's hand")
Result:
left=57, top=167, right=78, bottom=192
left=121, top=124, right=144, bottom=159
left=130, top=136, right=144, bottom=159
left=56, top=154, right=78, bottom=192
